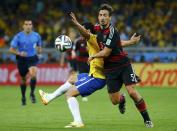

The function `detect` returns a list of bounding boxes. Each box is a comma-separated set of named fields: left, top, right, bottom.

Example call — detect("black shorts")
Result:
left=105, top=64, right=138, bottom=93
left=77, top=62, right=89, bottom=73
left=68, top=59, right=77, bottom=72
left=16, top=55, right=39, bottom=77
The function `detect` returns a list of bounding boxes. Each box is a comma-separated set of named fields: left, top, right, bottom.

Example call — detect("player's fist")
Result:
left=19, top=51, right=27, bottom=57
left=87, top=56, right=94, bottom=65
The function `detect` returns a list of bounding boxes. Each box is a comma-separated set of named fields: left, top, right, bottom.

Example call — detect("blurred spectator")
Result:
left=0, top=0, right=176, bottom=63
left=0, top=0, right=176, bottom=48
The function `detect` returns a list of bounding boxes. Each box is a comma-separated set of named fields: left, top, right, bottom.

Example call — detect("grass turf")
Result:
left=0, top=86, right=177, bottom=131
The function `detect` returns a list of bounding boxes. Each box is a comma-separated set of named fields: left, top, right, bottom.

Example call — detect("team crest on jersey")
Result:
left=106, top=39, right=111, bottom=46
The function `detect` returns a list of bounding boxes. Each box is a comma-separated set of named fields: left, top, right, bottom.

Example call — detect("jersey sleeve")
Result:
left=87, top=34, right=97, bottom=46
left=10, top=35, right=18, bottom=48
left=105, top=26, right=117, bottom=49
left=37, top=34, right=42, bottom=47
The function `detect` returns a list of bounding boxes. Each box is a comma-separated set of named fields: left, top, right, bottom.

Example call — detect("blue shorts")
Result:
left=75, top=73, right=106, bottom=97
left=16, top=55, right=39, bottom=77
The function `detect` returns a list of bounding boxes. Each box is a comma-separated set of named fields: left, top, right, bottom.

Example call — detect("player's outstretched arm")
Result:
left=121, top=33, right=141, bottom=46
left=69, top=12, right=91, bottom=40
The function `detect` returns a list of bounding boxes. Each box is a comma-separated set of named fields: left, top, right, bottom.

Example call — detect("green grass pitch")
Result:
left=0, top=86, right=177, bottom=131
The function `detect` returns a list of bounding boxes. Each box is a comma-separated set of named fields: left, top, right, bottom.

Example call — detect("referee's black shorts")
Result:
left=105, top=64, right=139, bottom=93
left=16, top=55, right=39, bottom=77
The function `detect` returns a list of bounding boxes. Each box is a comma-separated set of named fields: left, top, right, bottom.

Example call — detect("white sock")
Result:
left=48, top=81, right=72, bottom=101
left=67, top=97, right=83, bottom=124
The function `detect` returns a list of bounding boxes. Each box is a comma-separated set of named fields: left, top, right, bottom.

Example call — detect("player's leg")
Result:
left=65, top=73, right=106, bottom=128
left=106, top=78, right=126, bottom=114
left=20, top=77, right=27, bottom=105
left=39, top=72, right=77, bottom=105
left=65, top=87, right=84, bottom=128
left=27, top=55, right=40, bottom=103
left=28, top=66, right=37, bottom=103
left=17, top=60, right=28, bottom=106
left=77, top=62, right=90, bottom=102
left=125, top=84, right=153, bottom=127
left=64, top=73, right=90, bottom=127
left=123, top=64, right=153, bottom=127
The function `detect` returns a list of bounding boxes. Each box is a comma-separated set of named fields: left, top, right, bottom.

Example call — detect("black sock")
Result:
left=30, top=78, right=36, bottom=95
left=135, top=99, right=151, bottom=122
left=20, top=84, right=26, bottom=98
left=140, top=110, right=151, bottom=122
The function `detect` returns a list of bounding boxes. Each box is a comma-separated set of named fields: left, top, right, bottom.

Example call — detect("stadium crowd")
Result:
left=0, top=0, right=176, bottom=63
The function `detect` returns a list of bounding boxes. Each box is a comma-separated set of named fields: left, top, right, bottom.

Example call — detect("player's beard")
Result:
left=25, top=28, right=32, bottom=34
left=100, top=21, right=109, bottom=29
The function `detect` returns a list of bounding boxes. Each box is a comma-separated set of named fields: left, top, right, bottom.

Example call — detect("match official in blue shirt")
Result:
left=9, top=19, right=42, bottom=106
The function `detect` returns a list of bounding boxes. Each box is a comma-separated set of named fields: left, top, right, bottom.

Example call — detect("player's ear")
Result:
left=22, top=24, right=25, bottom=30
left=109, top=16, right=111, bottom=21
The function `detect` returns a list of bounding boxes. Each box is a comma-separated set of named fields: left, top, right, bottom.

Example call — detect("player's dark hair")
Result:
left=82, top=22, right=96, bottom=34
left=99, top=3, right=113, bottom=16
left=23, top=17, right=33, bottom=22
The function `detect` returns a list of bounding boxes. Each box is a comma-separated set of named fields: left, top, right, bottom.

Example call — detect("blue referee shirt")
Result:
left=10, top=31, right=42, bottom=57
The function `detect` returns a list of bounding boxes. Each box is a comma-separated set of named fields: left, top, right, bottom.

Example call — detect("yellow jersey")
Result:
left=87, top=34, right=105, bottom=79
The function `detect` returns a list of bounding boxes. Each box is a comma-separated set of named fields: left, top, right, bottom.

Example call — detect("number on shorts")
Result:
left=130, top=67, right=137, bottom=82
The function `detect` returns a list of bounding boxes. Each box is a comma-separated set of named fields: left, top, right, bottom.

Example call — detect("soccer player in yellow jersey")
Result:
left=39, top=13, right=140, bottom=128
left=39, top=23, right=106, bottom=128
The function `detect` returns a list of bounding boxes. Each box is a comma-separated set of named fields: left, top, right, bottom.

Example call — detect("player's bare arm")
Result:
left=69, top=12, right=91, bottom=40
left=9, top=47, right=27, bottom=57
left=36, top=46, right=42, bottom=54
left=88, top=47, right=112, bottom=63
left=121, top=33, right=141, bottom=46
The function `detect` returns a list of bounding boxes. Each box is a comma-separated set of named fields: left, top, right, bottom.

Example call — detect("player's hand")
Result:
left=19, top=51, right=27, bottom=57
left=69, top=12, right=79, bottom=25
left=130, top=33, right=141, bottom=44
left=37, top=54, right=43, bottom=59
left=71, top=50, right=76, bottom=59
left=87, top=56, right=94, bottom=65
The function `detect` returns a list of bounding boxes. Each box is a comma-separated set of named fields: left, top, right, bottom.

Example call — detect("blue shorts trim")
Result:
left=75, top=73, right=106, bottom=97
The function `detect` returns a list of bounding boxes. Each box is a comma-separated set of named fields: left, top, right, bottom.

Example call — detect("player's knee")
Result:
left=111, top=100, right=119, bottom=105
left=65, top=89, right=75, bottom=99
left=29, top=67, right=37, bottom=77
left=109, top=92, right=121, bottom=105
left=110, top=97, right=119, bottom=105
left=30, top=72, right=37, bottom=78
left=65, top=87, right=79, bottom=99
left=127, top=89, right=137, bottom=99
left=68, top=78, right=75, bottom=85
left=21, top=77, right=26, bottom=84
left=67, top=74, right=77, bottom=84
left=65, top=90, right=71, bottom=99
left=31, top=76, right=36, bottom=80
